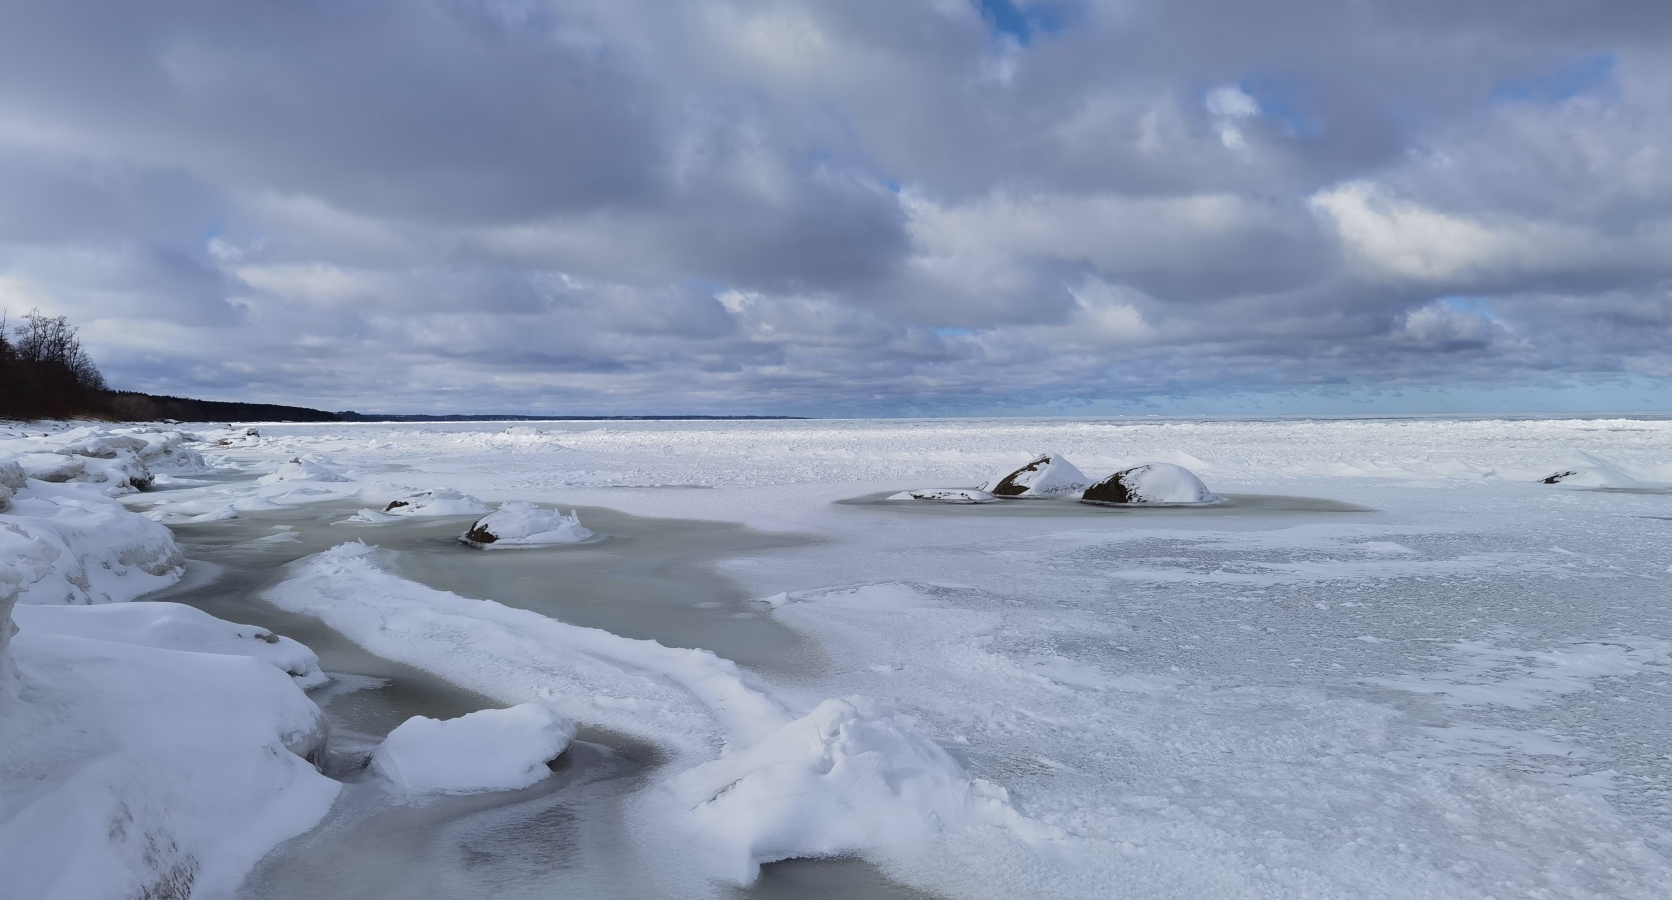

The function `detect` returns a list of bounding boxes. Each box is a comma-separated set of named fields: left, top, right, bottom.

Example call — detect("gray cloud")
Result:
left=3, top=0, right=1671, bottom=414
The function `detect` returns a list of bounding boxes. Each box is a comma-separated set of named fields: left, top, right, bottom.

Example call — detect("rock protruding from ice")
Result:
left=371, top=704, right=576, bottom=797
left=887, top=488, right=999, bottom=504
left=257, top=457, right=351, bottom=485
left=667, top=696, right=1009, bottom=883
left=462, top=501, right=594, bottom=548
left=381, top=488, right=492, bottom=517
left=1538, top=453, right=1641, bottom=488
left=980, top=453, right=1090, bottom=498
left=1081, top=463, right=1222, bottom=506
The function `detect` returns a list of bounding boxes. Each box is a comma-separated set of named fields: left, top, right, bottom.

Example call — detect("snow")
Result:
left=13, top=601, right=329, bottom=690
left=979, top=452, right=1090, bottom=497
left=371, top=703, right=576, bottom=797
left=380, top=487, right=492, bottom=517
left=887, top=488, right=998, bottom=503
left=461, top=500, right=594, bottom=547
left=1080, top=461, right=1222, bottom=505
left=257, top=456, right=352, bottom=485
left=2, top=482, right=184, bottom=606
left=666, top=696, right=1029, bottom=884
left=7, top=415, right=1672, bottom=899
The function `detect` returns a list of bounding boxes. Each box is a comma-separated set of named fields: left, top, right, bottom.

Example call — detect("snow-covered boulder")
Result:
left=1539, top=453, right=1641, bottom=488
left=382, top=488, right=492, bottom=517
left=980, top=453, right=1090, bottom=498
left=886, top=488, right=998, bottom=504
left=258, top=457, right=351, bottom=485
left=1080, top=462, right=1222, bottom=506
left=14, top=602, right=327, bottom=689
left=371, top=704, right=576, bottom=797
left=461, top=501, right=594, bottom=548
left=666, top=696, right=1011, bottom=883
left=0, top=460, right=26, bottom=491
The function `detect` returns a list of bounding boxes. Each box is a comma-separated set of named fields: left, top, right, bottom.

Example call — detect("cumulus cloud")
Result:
left=1, top=0, right=1670, bottom=413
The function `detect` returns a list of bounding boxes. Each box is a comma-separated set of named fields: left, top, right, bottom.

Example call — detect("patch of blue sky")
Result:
left=1230, top=76, right=1325, bottom=138
left=1492, top=52, right=1617, bottom=104
left=1440, top=296, right=1500, bottom=320
left=975, top=0, right=1066, bottom=45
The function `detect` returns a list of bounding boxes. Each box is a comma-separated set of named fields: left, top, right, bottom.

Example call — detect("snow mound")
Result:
left=257, top=457, right=351, bottom=485
left=381, top=488, right=492, bottom=517
left=980, top=453, right=1090, bottom=498
left=1081, top=462, right=1222, bottom=506
left=887, top=488, right=998, bottom=504
left=371, top=704, right=576, bottom=797
left=1, top=627, right=337, bottom=900
left=666, top=696, right=1010, bottom=883
left=462, top=501, right=594, bottom=547
left=14, top=602, right=327, bottom=689
left=3, top=484, right=185, bottom=605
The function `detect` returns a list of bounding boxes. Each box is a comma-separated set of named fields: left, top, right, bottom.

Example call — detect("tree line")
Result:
left=0, top=309, right=337, bottom=422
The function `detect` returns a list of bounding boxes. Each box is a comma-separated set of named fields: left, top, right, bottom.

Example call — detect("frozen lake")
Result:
left=34, top=415, right=1672, bottom=898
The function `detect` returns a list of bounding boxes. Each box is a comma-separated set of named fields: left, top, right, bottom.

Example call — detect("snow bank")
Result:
left=1080, top=462, right=1222, bottom=506
left=371, top=704, right=576, bottom=797
left=461, top=501, right=594, bottom=547
left=0, top=631, right=338, bottom=900
left=1537, top=452, right=1644, bottom=488
left=980, top=453, right=1090, bottom=498
left=667, top=696, right=1015, bottom=884
left=13, top=602, right=327, bottom=689
left=381, top=488, right=492, bottom=517
left=2, top=482, right=184, bottom=606
left=887, top=488, right=998, bottom=504
left=266, top=543, right=785, bottom=758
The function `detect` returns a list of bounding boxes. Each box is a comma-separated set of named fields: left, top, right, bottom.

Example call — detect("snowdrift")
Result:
left=372, top=704, right=576, bottom=797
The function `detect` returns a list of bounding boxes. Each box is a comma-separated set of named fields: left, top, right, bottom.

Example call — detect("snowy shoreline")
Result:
left=4, top=416, right=1671, bottom=899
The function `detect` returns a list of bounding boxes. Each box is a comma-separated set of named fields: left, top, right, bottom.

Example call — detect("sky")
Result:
left=2, top=0, right=1671, bottom=417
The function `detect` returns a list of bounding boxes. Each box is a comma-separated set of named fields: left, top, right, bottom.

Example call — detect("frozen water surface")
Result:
left=63, top=417, right=1672, bottom=897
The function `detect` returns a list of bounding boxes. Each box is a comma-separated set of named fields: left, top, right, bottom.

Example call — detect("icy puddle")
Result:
left=143, top=496, right=939, bottom=900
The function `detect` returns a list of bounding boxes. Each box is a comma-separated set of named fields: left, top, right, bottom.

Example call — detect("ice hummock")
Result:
left=372, top=704, right=577, bottom=797
left=1080, top=462, right=1222, bottom=506
left=380, top=488, right=493, bottom=517
left=666, top=696, right=1015, bottom=884
left=462, top=501, right=594, bottom=547
left=979, top=453, right=1090, bottom=498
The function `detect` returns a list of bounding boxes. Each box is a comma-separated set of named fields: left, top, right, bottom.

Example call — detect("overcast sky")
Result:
left=3, top=0, right=1670, bottom=415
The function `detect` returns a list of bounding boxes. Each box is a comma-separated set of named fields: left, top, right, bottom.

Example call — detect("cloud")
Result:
left=1, top=0, right=1671, bottom=413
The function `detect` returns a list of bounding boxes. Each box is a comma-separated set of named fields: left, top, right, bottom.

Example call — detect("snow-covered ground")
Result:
left=4, top=416, right=1671, bottom=898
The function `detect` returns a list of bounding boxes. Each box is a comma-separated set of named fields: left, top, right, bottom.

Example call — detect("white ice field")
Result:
left=3, top=416, right=1671, bottom=899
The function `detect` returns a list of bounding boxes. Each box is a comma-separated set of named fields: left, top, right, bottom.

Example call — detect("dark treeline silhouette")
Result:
left=1, top=309, right=334, bottom=422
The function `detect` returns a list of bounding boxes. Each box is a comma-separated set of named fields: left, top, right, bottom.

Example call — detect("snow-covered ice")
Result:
left=371, top=703, right=576, bottom=797
left=5, top=415, right=1672, bottom=899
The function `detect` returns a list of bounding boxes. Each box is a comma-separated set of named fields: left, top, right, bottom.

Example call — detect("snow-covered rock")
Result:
left=14, top=602, right=327, bottom=689
left=980, top=453, right=1090, bottom=498
left=462, top=501, right=594, bottom=547
left=381, top=488, right=492, bottom=517
left=886, top=488, right=998, bottom=504
left=1539, top=452, right=1642, bottom=488
left=0, top=460, right=26, bottom=491
left=371, top=704, right=577, bottom=797
left=666, top=696, right=1011, bottom=884
left=1080, top=462, right=1222, bottom=506
left=257, top=457, right=351, bottom=485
